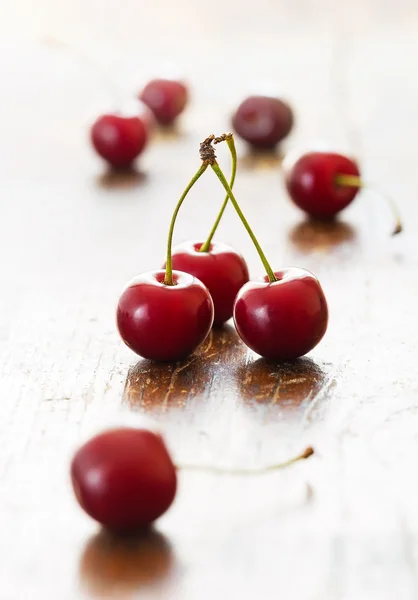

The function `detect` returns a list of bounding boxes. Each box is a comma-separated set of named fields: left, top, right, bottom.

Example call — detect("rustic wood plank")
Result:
left=0, top=1, right=418, bottom=598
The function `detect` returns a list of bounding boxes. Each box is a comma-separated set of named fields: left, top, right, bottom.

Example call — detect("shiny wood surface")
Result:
left=1, top=1, right=418, bottom=598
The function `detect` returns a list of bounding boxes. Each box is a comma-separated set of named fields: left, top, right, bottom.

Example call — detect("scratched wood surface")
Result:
left=1, top=1, right=418, bottom=598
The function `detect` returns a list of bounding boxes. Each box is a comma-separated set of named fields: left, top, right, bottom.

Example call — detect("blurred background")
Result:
left=1, top=0, right=416, bottom=287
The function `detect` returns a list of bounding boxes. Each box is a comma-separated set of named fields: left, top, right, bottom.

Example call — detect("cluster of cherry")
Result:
left=72, top=81, right=401, bottom=535
left=115, top=132, right=329, bottom=364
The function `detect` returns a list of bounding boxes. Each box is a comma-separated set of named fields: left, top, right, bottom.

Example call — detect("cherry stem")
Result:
left=211, top=161, right=277, bottom=282
left=176, top=446, right=314, bottom=475
left=199, top=136, right=237, bottom=252
left=335, top=174, right=402, bottom=236
left=164, top=163, right=208, bottom=286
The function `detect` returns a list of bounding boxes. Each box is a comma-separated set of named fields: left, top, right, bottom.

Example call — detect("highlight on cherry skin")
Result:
left=233, top=267, right=328, bottom=361
left=116, top=270, right=214, bottom=361
left=283, top=150, right=361, bottom=219
left=90, top=113, right=148, bottom=168
left=231, top=95, right=294, bottom=149
left=71, top=428, right=177, bottom=532
left=168, top=240, right=249, bottom=326
left=139, top=79, right=188, bottom=125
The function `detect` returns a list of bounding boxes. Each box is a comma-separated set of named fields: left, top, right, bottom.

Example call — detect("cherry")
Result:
left=284, top=151, right=361, bottom=219
left=139, top=79, right=188, bottom=125
left=71, top=428, right=177, bottom=532
left=169, top=241, right=249, bottom=326
left=117, top=270, right=213, bottom=361
left=284, top=150, right=403, bottom=233
left=231, top=95, right=294, bottom=149
left=90, top=114, right=148, bottom=168
left=200, top=134, right=328, bottom=361
left=233, top=269, right=328, bottom=360
left=117, top=163, right=214, bottom=361
left=71, top=426, right=313, bottom=533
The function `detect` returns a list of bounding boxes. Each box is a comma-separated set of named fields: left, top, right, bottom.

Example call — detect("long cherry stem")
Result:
left=199, top=136, right=237, bottom=252
left=335, top=174, right=402, bottom=235
left=164, top=163, right=208, bottom=285
left=176, top=446, right=314, bottom=475
left=211, top=162, right=277, bottom=282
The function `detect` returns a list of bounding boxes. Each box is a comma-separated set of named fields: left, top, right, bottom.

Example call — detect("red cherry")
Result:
left=90, top=114, right=148, bottom=168
left=231, top=95, right=294, bottom=149
left=233, top=268, right=328, bottom=361
left=71, top=428, right=177, bottom=532
left=139, top=79, right=188, bottom=125
left=117, top=270, right=214, bottom=361
left=168, top=241, right=249, bottom=326
left=284, top=151, right=360, bottom=219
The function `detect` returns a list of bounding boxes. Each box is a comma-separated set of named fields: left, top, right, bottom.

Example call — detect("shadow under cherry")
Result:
left=79, top=528, right=175, bottom=597
left=97, top=166, right=148, bottom=190
left=289, top=217, right=357, bottom=254
left=153, top=122, right=186, bottom=142
left=123, top=324, right=246, bottom=413
left=235, top=356, right=328, bottom=415
left=240, top=146, right=284, bottom=170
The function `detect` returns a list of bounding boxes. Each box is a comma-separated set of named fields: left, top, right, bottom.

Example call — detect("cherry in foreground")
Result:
left=117, top=163, right=214, bottom=361
left=117, top=270, right=214, bottom=361
left=139, top=79, right=188, bottom=125
left=71, top=428, right=177, bottom=532
left=90, top=114, right=148, bottom=168
left=71, top=427, right=314, bottom=531
left=232, top=95, right=294, bottom=149
left=234, top=268, right=328, bottom=361
left=284, top=150, right=402, bottom=234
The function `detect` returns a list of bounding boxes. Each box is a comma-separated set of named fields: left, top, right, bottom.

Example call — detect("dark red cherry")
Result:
left=71, top=428, right=177, bottom=532
left=90, top=114, right=148, bottom=168
left=233, top=268, right=328, bottom=361
left=231, top=95, right=294, bottom=149
left=167, top=241, right=249, bottom=326
left=139, top=79, right=188, bottom=125
left=284, top=151, right=360, bottom=219
left=117, top=270, right=214, bottom=361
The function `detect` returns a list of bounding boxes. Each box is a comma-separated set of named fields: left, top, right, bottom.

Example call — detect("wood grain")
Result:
left=1, top=1, right=418, bottom=598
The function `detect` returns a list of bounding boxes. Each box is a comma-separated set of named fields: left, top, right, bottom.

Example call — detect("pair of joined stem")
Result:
left=164, top=134, right=277, bottom=286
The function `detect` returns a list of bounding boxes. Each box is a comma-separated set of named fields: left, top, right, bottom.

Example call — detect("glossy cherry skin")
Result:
left=284, top=151, right=361, bottom=219
left=231, top=95, right=294, bottom=149
left=117, top=270, right=214, bottom=361
left=233, top=268, right=328, bottom=361
left=71, top=428, right=177, bottom=532
left=139, top=79, right=188, bottom=125
left=90, top=114, right=148, bottom=168
left=167, top=241, right=249, bottom=326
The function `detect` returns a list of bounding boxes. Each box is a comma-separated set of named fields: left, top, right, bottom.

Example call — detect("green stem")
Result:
left=210, top=162, right=277, bottom=282
left=335, top=174, right=402, bottom=236
left=335, top=174, right=362, bottom=188
left=164, top=163, right=208, bottom=285
left=176, top=446, right=314, bottom=475
left=199, top=137, right=237, bottom=252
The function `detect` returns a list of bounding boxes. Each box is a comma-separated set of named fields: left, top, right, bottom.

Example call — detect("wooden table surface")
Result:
left=1, top=1, right=418, bottom=598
